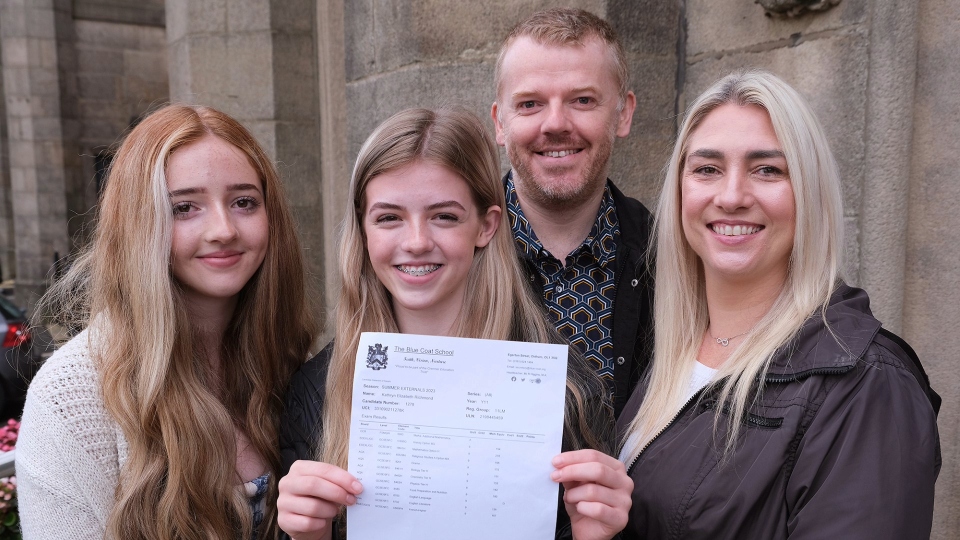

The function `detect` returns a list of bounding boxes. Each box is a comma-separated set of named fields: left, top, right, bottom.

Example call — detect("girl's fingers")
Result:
left=280, top=472, right=359, bottom=507
left=278, top=461, right=363, bottom=540
left=551, top=459, right=633, bottom=491
left=276, top=511, right=327, bottom=539
left=285, top=460, right=363, bottom=494
left=280, top=460, right=363, bottom=507
left=573, top=500, right=629, bottom=530
left=562, top=479, right=632, bottom=509
left=553, top=449, right=623, bottom=469
left=277, top=488, right=345, bottom=519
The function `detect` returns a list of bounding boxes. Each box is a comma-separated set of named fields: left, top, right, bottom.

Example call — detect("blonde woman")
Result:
left=16, top=105, right=316, bottom=539
left=617, top=71, right=940, bottom=538
left=276, top=108, right=633, bottom=540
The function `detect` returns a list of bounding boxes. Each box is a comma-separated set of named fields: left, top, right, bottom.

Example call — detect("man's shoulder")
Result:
left=607, top=180, right=652, bottom=216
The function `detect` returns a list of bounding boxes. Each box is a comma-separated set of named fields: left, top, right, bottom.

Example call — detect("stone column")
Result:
left=0, top=0, right=70, bottom=309
left=607, top=0, right=682, bottom=207
left=856, top=1, right=920, bottom=332
left=905, top=0, right=960, bottom=537
left=166, top=0, right=326, bottom=327
left=0, top=39, right=13, bottom=284
left=317, top=0, right=348, bottom=340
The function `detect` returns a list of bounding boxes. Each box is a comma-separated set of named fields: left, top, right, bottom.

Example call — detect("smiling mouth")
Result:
left=397, top=264, right=441, bottom=277
left=538, top=149, right=582, bottom=158
left=710, top=224, right=763, bottom=236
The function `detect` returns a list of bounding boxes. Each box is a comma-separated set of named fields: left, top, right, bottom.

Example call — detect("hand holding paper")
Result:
left=552, top=449, right=633, bottom=540
left=346, top=332, right=569, bottom=540
left=277, top=460, right=362, bottom=540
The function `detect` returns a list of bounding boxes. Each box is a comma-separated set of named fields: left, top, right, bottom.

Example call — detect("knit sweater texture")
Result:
left=16, top=329, right=129, bottom=539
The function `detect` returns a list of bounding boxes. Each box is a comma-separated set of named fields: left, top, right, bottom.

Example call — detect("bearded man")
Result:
left=492, top=8, right=654, bottom=417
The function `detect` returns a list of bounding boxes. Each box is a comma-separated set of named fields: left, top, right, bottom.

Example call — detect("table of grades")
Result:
left=346, top=333, right=568, bottom=540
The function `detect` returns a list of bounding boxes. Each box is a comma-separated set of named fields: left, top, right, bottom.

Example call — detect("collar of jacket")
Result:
left=502, top=172, right=652, bottom=276
left=608, top=180, right=651, bottom=275
left=764, top=283, right=881, bottom=380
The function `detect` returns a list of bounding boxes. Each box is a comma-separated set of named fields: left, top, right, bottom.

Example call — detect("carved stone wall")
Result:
left=0, top=0, right=167, bottom=308
left=0, top=2, right=957, bottom=535
left=166, top=0, right=326, bottom=326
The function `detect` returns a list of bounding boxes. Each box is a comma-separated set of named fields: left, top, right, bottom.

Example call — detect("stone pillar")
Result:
left=857, top=1, right=920, bottom=332
left=606, top=0, right=682, bottom=207
left=166, top=0, right=326, bottom=327
left=0, top=0, right=70, bottom=310
left=69, top=0, right=169, bottom=249
left=905, top=0, right=960, bottom=537
left=0, top=38, right=13, bottom=284
left=317, top=0, right=348, bottom=339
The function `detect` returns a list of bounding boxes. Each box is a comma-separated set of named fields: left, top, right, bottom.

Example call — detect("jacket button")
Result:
left=616, top=356, right=625, bottom=365
left=630, top=279, right=638, bottom=287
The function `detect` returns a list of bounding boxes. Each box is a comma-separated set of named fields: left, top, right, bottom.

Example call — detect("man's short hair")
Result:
left=494, top=8, right=629, bottom=104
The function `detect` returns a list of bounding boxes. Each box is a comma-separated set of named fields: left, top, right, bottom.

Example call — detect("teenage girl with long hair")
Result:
left=276, top=107, right=633, bottom=540
left=16, top=104, right=317, bottom=540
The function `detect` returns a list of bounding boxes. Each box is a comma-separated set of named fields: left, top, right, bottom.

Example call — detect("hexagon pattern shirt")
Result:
left=506, top=174, right=619, bottom=395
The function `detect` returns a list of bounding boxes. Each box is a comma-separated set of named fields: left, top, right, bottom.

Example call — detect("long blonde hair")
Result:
left=38, top=104, right=316, bottom=539
left=319, top=108, right=609, bottom=476
left=621, top=71, right=844, bottom=461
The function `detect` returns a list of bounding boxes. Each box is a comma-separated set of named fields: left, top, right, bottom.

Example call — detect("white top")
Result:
left=684, top=360, right=718, bottom=403
left=16, top=329, right=128, bottom=539
left=618, top=361, right=718, bottom=462
left=15, top=329, right=265, bottom=539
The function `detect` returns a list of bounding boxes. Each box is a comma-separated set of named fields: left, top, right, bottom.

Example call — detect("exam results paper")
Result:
left=346, top=332, right=569, bottom=540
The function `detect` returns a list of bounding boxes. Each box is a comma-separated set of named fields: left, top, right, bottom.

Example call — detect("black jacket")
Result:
left=511, top=177, right=655, bottom=418
left=616, top=285, right=941, bottom=540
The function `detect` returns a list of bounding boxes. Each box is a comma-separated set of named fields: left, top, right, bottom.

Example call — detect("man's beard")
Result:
left=508, top=133, right=613, bottom=212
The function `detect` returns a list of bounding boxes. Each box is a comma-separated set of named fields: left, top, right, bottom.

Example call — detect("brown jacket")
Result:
left=617, top=285, right=941, bottom=540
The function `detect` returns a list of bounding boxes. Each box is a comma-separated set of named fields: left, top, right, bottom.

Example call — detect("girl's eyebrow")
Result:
left=227, top=183, right=262, bottom=192
left=367, top=202, right=403, bottom=211
left=367, top=201, right=466, bottom=212
left=169, top=187, right=204, bottom=197
left=168, top=183, right=261, bottom=197
left=425, top=201, right=466, bottom=211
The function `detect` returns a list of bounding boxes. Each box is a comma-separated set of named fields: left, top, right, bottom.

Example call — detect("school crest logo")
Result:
left=366, top=343, right=389, bottom=370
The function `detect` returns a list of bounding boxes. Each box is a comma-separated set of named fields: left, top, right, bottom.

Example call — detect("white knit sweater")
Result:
left=16, top=329, right=129, bottom=539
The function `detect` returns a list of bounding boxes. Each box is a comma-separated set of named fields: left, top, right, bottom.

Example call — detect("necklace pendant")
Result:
left=716, top=337, right=730, bottom=347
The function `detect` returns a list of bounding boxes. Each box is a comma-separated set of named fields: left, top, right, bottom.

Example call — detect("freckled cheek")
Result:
left=169, top=226, right=195, bottom=265
left=363, top=230, right=393, bottom=267
left=249, top=216, right=270, bottom=254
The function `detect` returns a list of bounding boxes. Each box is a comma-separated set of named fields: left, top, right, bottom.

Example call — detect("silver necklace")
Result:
left=710, top=329, right=750, bottom=347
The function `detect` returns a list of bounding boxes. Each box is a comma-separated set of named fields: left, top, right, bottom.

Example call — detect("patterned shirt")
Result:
left=245, top=472, right=270, bottom=539
left=506, top=175, right=619, bottom=393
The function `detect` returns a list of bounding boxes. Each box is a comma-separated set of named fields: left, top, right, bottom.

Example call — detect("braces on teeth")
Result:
left=399, top=265, right=439, bottom=277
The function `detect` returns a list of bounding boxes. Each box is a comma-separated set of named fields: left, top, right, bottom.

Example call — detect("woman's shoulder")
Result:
left=20, top=328, right=126, bottom=471
left=826, top=287, right=937, bottom=408
left=279, top=341, right=334, bottom=471
left=27, top=329, right=101, bottom=402
left=802, top=322, right=940, bottom=439
left=859, top=328, right=940, bottom=413
left=287, top=341, right=334, bottom=400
